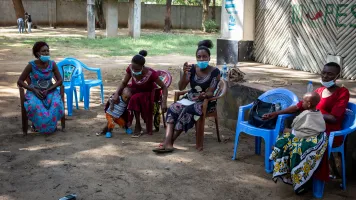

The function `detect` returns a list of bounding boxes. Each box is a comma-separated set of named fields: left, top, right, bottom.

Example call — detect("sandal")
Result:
left=131, top=131, right=144, bottom=138
left=96, top=131, right=104, bottom=136
left=152, top=147, right=174, bottom=153
left=31, top=124, right=38, bottom=132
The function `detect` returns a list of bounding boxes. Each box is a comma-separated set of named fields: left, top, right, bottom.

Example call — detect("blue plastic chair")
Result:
left=64, top=57, right=104, bottom=110
left=313, top=102, right=356, bottom=198
left=232, top=88, right=299, bottom=173
left=57, top=59, right=84, bottom=116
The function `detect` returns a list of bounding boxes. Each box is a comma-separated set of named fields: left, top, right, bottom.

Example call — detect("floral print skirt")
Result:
left=269, top=132, right=328, bottom=194
left=166, top=101, right=203, bottom=133
left=24, top=89, right=64, bottom=133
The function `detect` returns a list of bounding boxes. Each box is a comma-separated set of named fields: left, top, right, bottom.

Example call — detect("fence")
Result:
left=0, top=0, right=221, bottom=30
left=255, top=0, right=356, bottom=79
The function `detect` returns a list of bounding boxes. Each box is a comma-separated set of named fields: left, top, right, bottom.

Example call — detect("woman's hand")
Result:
left=41, top=90, right=48, bottom=97
left=262, top=112, right=278, bottom=120
left=183, top=62, right=191, bottom=76
left=178, top=62, right=192, bottom=91
left=161, top=103, right=168, bottom=113
left=198, top=92, right=207, bottom=100
left=112, top=92, right=120, bottom=104
left=33, top=88, right=44, bottom=99
left=191, top=92, right=207, bottom=101
left=183, top=62, right=192, bottom=80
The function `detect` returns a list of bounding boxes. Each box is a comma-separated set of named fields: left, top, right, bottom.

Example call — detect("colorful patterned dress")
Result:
left=270, top=132, right=328, bottom=194
left=299, top=86, right=349, bottom=182
left=24, top=61, right=64, bottom=133
left=270, top=86, right=350, bottom=193
left=166, top=66, right=220, bottom=132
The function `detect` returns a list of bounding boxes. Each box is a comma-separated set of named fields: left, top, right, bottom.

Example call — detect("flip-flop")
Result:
left=131, top=131, right=144, bottom=138
left=152, top=148, right=174, bottom=153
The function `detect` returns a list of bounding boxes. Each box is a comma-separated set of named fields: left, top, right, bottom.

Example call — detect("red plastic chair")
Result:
left=153, top=70, right=172, bottom=129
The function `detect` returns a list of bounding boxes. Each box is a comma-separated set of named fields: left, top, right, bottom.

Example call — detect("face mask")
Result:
left=320, top=80, right=335, bottom=88
left=131, top=67, right=143, bottom=76
left=39, top=55, right=50, bottom=63
left=197, top=61, right=209, bottom=69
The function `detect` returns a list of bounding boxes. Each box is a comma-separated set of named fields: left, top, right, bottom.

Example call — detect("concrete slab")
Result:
left=217, top=61, right=356, bottom=130
left=216, top=62, right=356, bottom=179
left=232, top=62, right=356, bottom=102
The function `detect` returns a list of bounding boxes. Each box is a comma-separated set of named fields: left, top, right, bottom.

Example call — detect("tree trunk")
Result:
left=95, top=0, right=106, bottom=29
left=164, top=0, right=172, bottom=32
left=202, top=0, right=210, bottom=32
left=212, top=0, right=216, bottom=21
left=12, top=0, right=25, bottom=19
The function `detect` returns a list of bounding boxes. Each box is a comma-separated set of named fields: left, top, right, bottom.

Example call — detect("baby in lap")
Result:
left=286, top=92, right=326, bottom=138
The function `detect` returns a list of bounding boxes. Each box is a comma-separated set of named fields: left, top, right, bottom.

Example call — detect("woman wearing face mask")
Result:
left=263, top=62, right=349, bottom=191
left=112, top=50, right=168, bottom=137
left=153, top=40, right=220, bottom=153
left=17, top=41, right=64, bottom=134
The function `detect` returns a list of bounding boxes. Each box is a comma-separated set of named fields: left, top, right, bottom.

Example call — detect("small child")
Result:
left=97, top=87, right=132, bottom=138
left=290, top=92, right=326, bottom=138
left=269, top=92, right=328, bottom=193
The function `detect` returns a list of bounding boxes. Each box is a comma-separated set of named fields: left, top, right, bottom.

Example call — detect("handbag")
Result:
left=34, top=79, right=53, bottom=91
left=248, top=99, right=281, bottom=129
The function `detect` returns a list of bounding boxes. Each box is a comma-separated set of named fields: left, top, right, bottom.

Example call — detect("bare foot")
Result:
left=164, top=143, right=173, bottom=150
left=134, top=124, right=142, bottom=134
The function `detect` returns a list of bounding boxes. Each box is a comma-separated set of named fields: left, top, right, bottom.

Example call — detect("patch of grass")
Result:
left=0, top=33, right=218, bottom=57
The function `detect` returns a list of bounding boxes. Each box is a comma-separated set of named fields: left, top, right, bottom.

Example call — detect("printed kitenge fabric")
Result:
left=24, top=60, right=64, bottom=133
left=153, top=102, right=161, bottom=131
left=296, top=86, right=349, bottom=181
left=269, top=132, right=328, bottom=194
left=166, top=66, right=220, bottom=132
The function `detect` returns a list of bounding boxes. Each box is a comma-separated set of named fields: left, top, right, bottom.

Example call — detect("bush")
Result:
left=203, top=20, right=219, bottom=33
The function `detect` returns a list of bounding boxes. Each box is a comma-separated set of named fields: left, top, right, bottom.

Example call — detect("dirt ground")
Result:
left=0, top=27, right=355, bottom=200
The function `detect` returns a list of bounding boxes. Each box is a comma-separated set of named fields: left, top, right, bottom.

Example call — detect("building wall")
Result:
left=254, top=0, right=356, bottom=79
left=0, top=0, right=221, bottom=29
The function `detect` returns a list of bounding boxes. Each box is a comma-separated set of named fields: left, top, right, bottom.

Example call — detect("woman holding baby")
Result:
left=263, top=62, right=350, bottom=194
left=110, top=50, right=168, bottom=137
left=153, top=40, right=221, bottom=153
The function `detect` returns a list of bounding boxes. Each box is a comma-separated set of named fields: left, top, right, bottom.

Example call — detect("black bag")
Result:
left=248, top=99, right=280, bottom=129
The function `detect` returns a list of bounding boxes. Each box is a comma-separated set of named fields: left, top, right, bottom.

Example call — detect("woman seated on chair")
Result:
left=153, top=40, right=221, bottom=153
left=17, top=41, right=64, bottom=134
left=263, top=62, right=350, bottom=194
left=112, top=50, right=168, bottom=137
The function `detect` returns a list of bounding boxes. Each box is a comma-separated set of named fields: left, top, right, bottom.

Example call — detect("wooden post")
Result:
left=128, top=0, right=141, bottom=38
left=48, top=0, right=57, bottom=28
left=106, top=0, right=119, bottom=37
left=87, top=0, right=96, bottom=39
